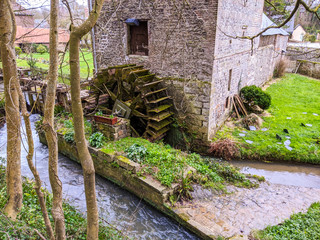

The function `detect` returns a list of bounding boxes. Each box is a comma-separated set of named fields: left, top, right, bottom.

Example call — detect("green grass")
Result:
left=49, top=113, right=255, bottom=190
left=254, top=202, right=320, bottom=240
left=219, top=74, right=320, bottom=163
left=102, top=137, right=255, bottom=189
left=0, top=165, right=126, bottom=239
left=16, top=50, right=94, bottom=80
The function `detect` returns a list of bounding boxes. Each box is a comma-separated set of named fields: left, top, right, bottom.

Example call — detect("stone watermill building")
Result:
left=92, top=0, right=289, bottom=143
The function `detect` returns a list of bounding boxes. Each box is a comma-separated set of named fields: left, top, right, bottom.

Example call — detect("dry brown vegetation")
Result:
left=208, top=139, right=240, bottom=161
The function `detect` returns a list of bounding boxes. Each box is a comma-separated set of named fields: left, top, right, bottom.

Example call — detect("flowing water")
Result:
left=230, top=160, right=320, bottom=189
left=2, top=114, right=320, bottom=239
left=0, top=115, right=198, bottom=240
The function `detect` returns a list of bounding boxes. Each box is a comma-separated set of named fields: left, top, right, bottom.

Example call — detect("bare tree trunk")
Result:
left=69, top=1, right=103, bottom=238
left=0, top=0, right=22, bottom=220
left=18, top=87, right=55, bottom=239
left=0, top=0, right=54, bottom=237
left=43, top=0, right=66, bottom=239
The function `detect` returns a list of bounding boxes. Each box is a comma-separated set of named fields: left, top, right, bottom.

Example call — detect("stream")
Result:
left=230, top=160, right=320, bottom=189
left=2, top=114, right=320, bottom=239
left=0, top=115, right=198, bottom=240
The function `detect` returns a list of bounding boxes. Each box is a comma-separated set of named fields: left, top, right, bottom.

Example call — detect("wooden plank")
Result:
left=146, top=96, right=171, bottom=104
left=142, top=87, right=167, bottom=98
left=149, top=111, right=173, bottom=122
left=232, top=96, right=240, bottom=119
left=149, top=104, right=172, bottom=113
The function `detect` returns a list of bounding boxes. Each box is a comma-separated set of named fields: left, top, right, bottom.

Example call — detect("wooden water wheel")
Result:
left=92, top=64, right=173, bottom=142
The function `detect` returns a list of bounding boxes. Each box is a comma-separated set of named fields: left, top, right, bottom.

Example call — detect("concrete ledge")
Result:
left=38, top=131, right=215, bottom=240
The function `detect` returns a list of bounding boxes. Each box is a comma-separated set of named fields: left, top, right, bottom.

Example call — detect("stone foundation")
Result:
left=96, top=118, right=131, bottom=141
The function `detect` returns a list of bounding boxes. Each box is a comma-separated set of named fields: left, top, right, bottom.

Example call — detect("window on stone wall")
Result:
left=128, top=21, right=149, bottom=56
left=228, top=69, right=232, bottom=91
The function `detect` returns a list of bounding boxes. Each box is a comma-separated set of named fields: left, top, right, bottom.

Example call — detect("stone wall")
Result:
left=207, top=0, right=288, bottom=138
left=95, top=0, right=218, bottom=81
left=208, top=0, right=268, bottom=138
left=286, top=46, right=320, bottom=62
left=94, top=0, right=288, bottom=142
left=209, top=45, right=278, bottom=136
left=164, top=78, right=211, bottom=141
left=95, top=0, right=218, bottom=141
left=296, top=60, right=320, bottom=79
left=38, top=131, right=216, bottom=240
left=96, top=118, right=131, bottom=141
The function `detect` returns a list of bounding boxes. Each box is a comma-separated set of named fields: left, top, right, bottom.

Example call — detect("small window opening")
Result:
left=128, top=20, right=149, bottom=56
left=228, top=69, right=232, bottom=91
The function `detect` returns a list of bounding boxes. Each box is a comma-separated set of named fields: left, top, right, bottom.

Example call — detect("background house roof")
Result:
left=16, top=26, right=70, bottom=44
left=261, top=14, right=290, bottom=36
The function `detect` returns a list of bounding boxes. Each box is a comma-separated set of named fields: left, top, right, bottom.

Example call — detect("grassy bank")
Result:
left=0, top=165, right=125, bottom=239
left=103, top=137, right=257, bottom=189
left=44, top=113, right=259, bottom=202
left=216, top=74, right=320, bottom=164
left=253, top=202, right=320, bottom=240
left=16, top=51, right=94, bottom=80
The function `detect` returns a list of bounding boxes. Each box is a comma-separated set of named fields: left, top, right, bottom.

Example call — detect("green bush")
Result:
left=63, top=119, right=73, bottom=128
left=27, top=55, right=37, bottom=69
left=309, top=35, right=316, bottom=43
left=15, top=46, right=22, bottom=55
left=64, top=131, right=75, bottom=143
left=304, top=33, right=317, bottom=43
left=54, top=105, right=66, bottom=116
left=240, top=85, right=271, bottom=110
left=89, top=132, right=105, bottom=148
left=36, top=44, right=47, bottom=54
left=125, top=144, right=148, bottom=163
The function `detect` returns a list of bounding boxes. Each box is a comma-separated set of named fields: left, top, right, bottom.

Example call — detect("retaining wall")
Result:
left=38, top=131, right=215, bottom=239
left=296, top=59, right=320, bottom=79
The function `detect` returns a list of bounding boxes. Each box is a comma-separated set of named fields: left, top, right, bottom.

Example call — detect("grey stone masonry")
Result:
left=94, top=0, right=288, bottom=143
left=96, top=118, right=131, bottom=141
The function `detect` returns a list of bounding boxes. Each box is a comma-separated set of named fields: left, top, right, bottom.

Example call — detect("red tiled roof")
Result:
left=16, top=26, right=70, bottom=44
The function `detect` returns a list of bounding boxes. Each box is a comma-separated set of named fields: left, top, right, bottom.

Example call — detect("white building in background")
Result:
left=291, top=25, right=307, bottom=42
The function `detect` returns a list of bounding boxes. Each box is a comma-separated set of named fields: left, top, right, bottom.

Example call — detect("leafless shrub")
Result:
left=208, top=139, right=240, bottom=161
left=273, top=59, right=287, bottom=78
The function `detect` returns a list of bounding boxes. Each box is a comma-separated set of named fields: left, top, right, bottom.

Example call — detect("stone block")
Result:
left=191, top=107, right=202, bottom=115
left=202, top=108, right=209, bottom=116
left=115, top=156, right=140, bottom=173
left=96, top=118, right=130, bottom=141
